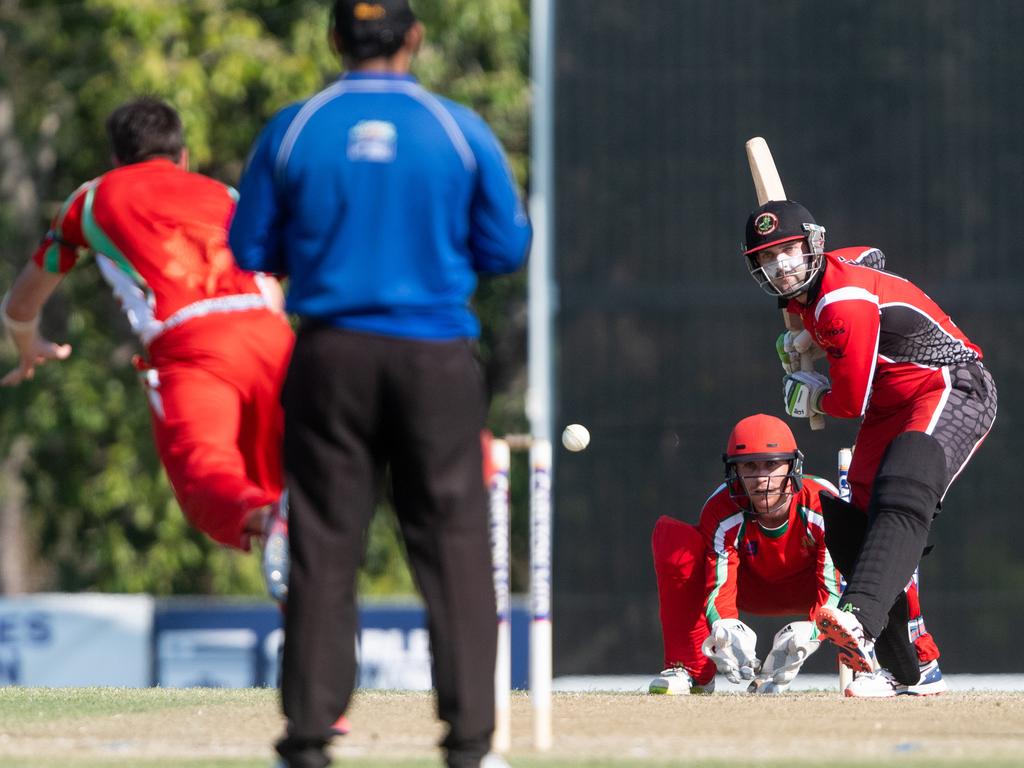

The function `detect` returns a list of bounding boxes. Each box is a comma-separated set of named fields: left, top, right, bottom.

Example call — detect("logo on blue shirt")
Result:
left=348, top=120, right=397, bottom=163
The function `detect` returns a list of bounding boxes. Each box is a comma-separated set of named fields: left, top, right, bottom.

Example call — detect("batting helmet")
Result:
left=743, top=200, right=826, bottom=298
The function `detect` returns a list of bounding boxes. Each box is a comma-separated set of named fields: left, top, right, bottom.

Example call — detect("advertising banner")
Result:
left=0, top=594, right=153, bottom=686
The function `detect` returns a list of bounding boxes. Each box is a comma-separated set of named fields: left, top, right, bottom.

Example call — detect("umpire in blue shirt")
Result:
left=230, top=1, right=531, bottom=766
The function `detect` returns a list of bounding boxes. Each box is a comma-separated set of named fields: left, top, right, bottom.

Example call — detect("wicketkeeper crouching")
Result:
left=649, top=414, right=841, bottom=695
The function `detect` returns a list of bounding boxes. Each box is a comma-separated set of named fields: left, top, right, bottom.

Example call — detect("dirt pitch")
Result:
left=1, top=688, right=1023, bottom=767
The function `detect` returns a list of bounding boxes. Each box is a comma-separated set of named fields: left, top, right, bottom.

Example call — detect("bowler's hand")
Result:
left=1, top=335, right=72, bottom=385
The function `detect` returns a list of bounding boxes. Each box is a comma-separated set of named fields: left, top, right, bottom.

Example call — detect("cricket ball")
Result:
left=561, top=423, right=590, bottom=452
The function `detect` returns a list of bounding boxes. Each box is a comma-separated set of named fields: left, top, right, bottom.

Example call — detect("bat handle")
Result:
left=800, top=353, right=826, bottom=431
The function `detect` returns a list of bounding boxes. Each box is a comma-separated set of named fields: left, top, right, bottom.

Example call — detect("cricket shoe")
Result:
left=903, top=659, right=948, bottom=695
left=844, top=668, right=899, bottom=698
left=262, top=491, right=289, bottom=603
left=330, top=714, right=352, bottom=736
left=845, top=659, right=947, bottom=698
left=814, top=605, right=877, bottom=674
left=648, top=667, right=715, bottom=695
left=480, top=753, right=512, bottom=768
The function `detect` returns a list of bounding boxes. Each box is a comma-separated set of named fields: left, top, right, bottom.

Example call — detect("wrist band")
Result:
left=0, top=292, right=40, bottom=334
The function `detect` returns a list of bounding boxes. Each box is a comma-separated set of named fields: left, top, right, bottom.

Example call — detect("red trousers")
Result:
left=652, top=516, right=937, bottom=683
left=143, top=309, right=294, bottom=549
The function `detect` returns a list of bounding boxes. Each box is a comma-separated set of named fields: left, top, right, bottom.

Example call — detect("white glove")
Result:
left=783, top=370, right=830, bottom=419
left=748, top=621, right=820, bottom=694
left=701, top=618, right=759, bottom=684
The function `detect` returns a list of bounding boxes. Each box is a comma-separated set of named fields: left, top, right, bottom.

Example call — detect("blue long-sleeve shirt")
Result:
left=229, top=72, right=532, bottom=340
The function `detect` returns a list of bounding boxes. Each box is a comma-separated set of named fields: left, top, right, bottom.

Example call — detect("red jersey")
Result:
left=788, top=248, right=981, bottom=418
left=701, top=476, right=841, bottom=624
left=32, top=159, right=273, bottom=346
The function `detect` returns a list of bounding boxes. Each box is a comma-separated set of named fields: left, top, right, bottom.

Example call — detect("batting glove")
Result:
left=783, top=370, right=830, bottom=419
left=749, top=621, right=820, bottom=694
left=701, top=618, right=759, bottom=684
left=776, top=332, right=800, bottom=375
left=790, top=328, right=827, bottom=360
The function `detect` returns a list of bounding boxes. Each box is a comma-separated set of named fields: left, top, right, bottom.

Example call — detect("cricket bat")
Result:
left=745, top=136, right=825, bottom=431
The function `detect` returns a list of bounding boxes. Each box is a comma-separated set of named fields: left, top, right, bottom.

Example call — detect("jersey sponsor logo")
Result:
left=742, top=540, right=758, bottom=556
left=348, top=120, right=398, bottom=163
left=818, top=317, right=847, bottom=358
left=754, top=212, right=779, bottom=236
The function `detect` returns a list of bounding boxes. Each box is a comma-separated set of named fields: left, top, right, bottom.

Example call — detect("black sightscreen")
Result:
left=552, top=0, right=1024, bottom=675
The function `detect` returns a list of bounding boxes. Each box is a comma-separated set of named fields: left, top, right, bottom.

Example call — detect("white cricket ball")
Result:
left=561, top=423, right=590, bottom=452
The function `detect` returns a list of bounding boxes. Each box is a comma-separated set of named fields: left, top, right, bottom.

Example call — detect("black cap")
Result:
left=743, top=200, right=817, bottom=255
left=333, top=0, right=416, bottom=62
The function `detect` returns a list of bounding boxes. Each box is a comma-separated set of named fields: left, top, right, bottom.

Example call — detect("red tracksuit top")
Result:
left=787, top=248, right=982, bottom=418
left=701, top=477, right=842, bottom=625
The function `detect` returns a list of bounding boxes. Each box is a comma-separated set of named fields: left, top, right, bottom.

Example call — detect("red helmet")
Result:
left=723, top=414, right=803, bottom=505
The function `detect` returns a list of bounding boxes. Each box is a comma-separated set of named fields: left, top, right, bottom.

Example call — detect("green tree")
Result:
left=0, top=0, right=531, bottom=596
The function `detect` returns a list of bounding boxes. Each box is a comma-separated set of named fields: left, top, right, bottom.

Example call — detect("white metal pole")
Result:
left=529, top=0, right=556, bottom=751
left=528, top=0, right=555, bottom=445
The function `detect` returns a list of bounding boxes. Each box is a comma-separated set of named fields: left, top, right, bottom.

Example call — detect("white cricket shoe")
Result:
left=903, top=659, right=948, bottom=695
left=844, top=668, right=898, bottom=698
left=480, top=753, right=512, bottom=768
left=844, top=659, right=947, bottom=698
left=814, top=605, right=877, bottom=674
left=648, top=667, right=715, bottom=695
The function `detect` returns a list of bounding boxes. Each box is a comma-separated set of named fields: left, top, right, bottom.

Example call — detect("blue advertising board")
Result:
left=153, top=598, right=530, bottom=689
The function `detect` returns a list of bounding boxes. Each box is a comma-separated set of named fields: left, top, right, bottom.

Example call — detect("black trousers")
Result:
left=276, top=326, right=496, bottom=768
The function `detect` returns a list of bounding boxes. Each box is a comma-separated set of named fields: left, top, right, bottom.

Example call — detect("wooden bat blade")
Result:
left=749, top=139, right=823, bottom=431
left=745, top=136, right=786, bottom=205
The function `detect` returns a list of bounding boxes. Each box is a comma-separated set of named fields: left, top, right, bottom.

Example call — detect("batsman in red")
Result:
left=0, top=98, right=294, bottom=600
left=650, top=414, right=842, bottom=695
left=744, top=199, right=997, bottom=696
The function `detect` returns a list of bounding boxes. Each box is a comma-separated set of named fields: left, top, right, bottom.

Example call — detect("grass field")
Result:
left=2, top=687, right=1023, bottom=767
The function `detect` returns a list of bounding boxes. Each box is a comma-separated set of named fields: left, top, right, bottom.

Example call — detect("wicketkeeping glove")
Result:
left=783, top=370, right=830, bottom=419
left=701, top=618, right=759, bottom=684
left=748, top=621, right=820, bottom=694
